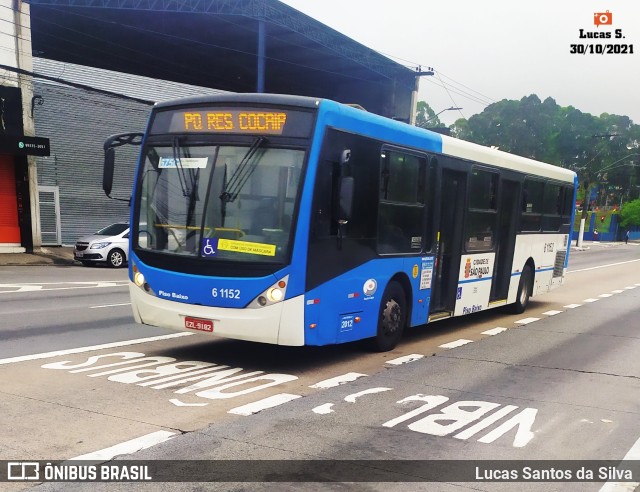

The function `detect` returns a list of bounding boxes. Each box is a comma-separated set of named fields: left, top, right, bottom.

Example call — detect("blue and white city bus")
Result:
left=103, top=94, right=577, bottom=351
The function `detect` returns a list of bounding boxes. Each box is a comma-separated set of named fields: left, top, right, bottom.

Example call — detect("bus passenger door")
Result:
left=490, top=179, right=519, bottom=302
left=430, top=169, right=466, bottom=315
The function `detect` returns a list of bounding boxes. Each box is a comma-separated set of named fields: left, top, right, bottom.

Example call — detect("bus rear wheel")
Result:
left=371, top=281, right=406, bottom=352
left=509, top=265, right=532, bottom=314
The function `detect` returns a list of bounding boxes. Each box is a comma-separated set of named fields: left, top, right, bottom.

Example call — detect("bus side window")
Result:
left=466, top=168, right=498, bottom=251
left=377, top=149, right=426, bottom=254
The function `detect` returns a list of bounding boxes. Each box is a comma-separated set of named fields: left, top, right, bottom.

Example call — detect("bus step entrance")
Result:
left=428, top=311, right=453, bottom=323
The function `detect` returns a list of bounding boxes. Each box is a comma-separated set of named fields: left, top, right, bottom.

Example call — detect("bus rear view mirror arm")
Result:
left=103, top=132, right=143, bottom=202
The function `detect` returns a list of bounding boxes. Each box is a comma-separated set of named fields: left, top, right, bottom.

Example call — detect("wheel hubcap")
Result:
left=382, top=299, right=401, bottom=335
left=112, top=253, right=122, bottom=266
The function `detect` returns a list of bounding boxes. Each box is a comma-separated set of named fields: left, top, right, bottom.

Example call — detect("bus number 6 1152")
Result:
left=212, top=288, right=241, bottom=299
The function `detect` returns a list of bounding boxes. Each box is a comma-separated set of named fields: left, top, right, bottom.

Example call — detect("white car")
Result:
left=74, top=223, right=129, bottom=268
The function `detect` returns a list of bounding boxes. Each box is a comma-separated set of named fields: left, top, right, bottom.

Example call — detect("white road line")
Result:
left=482, top=327, right=507, bottom=336
left=612, top=290, right=625, bottom=294
left=0, top=282, right=128, bottom=294
left=89, top=303, right=132, bottom=309
left=0, top=333, right=193, bottom=366
left=344, top=387, right=392, bottom=403
left=599, top=294, right=613, bottom=298
left=567, top=258, right=640, bottom=274
left=227, top=393, right=301, bottom=416
left=386, top=354, right=424, bottom=365
left=542, top=310, right=563, bottom=316
left=439, top=339, right=473, bottom=349
left=169, top=399, right=209, bottom=407
left=624, top=286, right=636, bottom=290
left=599, top=435, right=640, bottom=492
left=514, top=317, right=540, bottom=325
left=312, top=403, right=335, bottom=415
left=68, top=431, right=176, bottom=461
left=583, top=298, right=600, bottom=303
left=309, top=372, right=367, bottom=389
left=563, top=304, right=582, bottom=309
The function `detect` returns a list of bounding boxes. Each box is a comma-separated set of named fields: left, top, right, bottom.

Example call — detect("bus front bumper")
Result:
left=129, top=284, right=305, bottom=346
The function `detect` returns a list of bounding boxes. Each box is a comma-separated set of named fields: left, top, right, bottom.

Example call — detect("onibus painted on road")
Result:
left=103, top=94, right=577, bottom=351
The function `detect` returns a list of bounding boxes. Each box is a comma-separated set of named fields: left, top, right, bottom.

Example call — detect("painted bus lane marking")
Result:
left=309, top=372, right=367, bottom=389
left=310, top=389, right=539, bottom=448
left=382, top=394, right=538, bottom=448
left=40, top=351, right=299, bottom=407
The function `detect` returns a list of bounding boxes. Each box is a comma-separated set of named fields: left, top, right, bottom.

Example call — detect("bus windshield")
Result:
left=136, top=140, right=305, bottom=263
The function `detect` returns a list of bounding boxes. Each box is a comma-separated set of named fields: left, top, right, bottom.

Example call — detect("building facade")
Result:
left=32, top=58, right=226, bottom=245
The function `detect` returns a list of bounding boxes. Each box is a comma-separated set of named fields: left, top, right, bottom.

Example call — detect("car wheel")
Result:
left=509, top=265, right=532, bottom=314
left=370, top=281, right=406, bottom=352
left=107, top=248, right=126, bottom=268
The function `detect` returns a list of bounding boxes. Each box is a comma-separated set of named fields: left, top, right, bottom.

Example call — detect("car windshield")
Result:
left=96, top=223, right=129, bottom=235
left=135, top=141, right=305, bottom=263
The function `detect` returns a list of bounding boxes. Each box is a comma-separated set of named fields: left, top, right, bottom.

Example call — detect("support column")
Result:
left=257, top=20, right=265, bottom=93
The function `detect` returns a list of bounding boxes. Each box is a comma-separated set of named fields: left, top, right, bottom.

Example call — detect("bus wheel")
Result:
left=371, top=281, right=406, bottom=352
left=510, top=265, right=532, bottom=314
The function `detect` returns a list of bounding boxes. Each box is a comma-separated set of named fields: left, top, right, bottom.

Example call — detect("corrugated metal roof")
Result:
left=33, top=57, right=230, bottom=103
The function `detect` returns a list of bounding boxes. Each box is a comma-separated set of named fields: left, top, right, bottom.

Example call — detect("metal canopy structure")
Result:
left=27, top=0, right=418, bottom=121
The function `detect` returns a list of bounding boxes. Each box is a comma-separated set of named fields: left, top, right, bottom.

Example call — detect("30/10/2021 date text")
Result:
left=570, top=44, right=634, bottom=54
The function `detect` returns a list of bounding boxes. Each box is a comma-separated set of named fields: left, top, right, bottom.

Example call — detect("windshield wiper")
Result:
left=172, top=136, right=199, bottom=197
left=219, top=136, right=267, bottom=203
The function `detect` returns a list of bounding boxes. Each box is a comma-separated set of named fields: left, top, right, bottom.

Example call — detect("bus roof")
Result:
left=152, top=93, right=576, bottom=184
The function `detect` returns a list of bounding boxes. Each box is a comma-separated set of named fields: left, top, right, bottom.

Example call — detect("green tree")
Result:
left=415, top=101, right=442, bottom=128
left=620, top=199, right=640, bottom=228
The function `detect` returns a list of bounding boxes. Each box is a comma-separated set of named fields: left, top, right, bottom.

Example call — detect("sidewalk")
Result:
left=0, top=247, right=76, bottom=266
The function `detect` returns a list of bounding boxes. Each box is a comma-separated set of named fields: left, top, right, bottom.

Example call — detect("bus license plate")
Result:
left=184, top=316, right=214, bottom=333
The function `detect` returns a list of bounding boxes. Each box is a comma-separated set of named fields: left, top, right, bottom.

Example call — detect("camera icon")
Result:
left=594, top=10, right=612, bottom=27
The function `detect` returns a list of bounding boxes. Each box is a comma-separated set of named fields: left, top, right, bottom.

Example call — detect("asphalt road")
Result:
left=0, top=242, right=638, bottom=490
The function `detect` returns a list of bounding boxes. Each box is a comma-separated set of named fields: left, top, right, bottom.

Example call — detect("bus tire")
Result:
left=371, top=281, right=406, bottom=352
left=510, top=265, right=532, bottom=314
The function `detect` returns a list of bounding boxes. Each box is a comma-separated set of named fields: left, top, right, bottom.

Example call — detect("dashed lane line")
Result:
left=482, top=327, right=507, bottom=336
left=439, top=339, right=473, bottom=349
left=386, top=354, right=424, bottom=365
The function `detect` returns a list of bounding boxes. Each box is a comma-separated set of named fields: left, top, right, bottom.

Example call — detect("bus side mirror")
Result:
left=103, top=147, right=115, bottom=197
left=338, top=176, right=354, bottom=223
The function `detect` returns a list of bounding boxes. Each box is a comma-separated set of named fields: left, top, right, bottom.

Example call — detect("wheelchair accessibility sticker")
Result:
left=201, top=238, right=218, bottom=257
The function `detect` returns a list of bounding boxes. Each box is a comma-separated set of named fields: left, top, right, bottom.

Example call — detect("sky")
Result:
left=280, top=0, right=640, bottom=126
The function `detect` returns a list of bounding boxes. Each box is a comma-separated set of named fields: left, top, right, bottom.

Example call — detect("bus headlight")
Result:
left=248, top=275, right=289, bottom=309
left=132, top=263, right=155, bottom=296
left=267, top=287, right=284, bottom=302
left=134, top=271, right=145, bottom=287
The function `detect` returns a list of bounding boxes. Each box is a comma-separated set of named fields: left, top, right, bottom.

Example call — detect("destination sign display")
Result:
left=183, top=111, right=287, bottom=134
left=150, top=107, right=315, bottom=138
